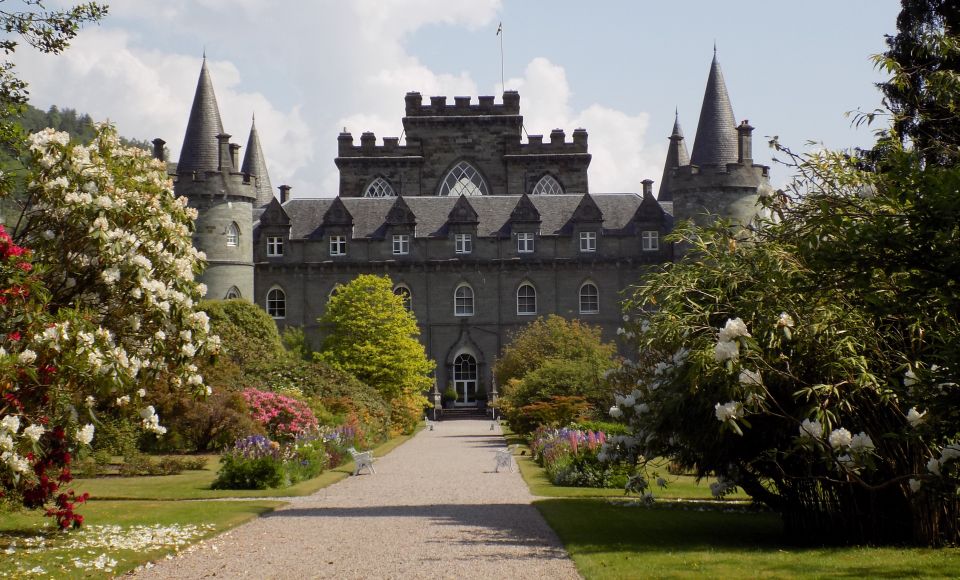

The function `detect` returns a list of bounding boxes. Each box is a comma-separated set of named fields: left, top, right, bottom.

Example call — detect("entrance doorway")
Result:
left=453, top=353, right=477, bottom=406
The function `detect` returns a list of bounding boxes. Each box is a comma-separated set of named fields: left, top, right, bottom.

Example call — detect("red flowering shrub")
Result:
left=242, top=388, right=318, bottom=442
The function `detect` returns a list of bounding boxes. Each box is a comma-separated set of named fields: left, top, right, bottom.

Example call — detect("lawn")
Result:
left=0, top=499, right=282, bottom=579
left=536, top=499, right=960, bottom=579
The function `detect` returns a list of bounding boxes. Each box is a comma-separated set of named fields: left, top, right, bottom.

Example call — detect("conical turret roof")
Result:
left=690, top=51, right=738, bottom=166
left=177, top=58, right=225, bottom=174
left=658, top=111, right=690, bottom=201
left=241, top=116, right=274, bottom=207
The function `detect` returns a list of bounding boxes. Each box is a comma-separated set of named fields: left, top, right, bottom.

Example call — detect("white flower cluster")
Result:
left=76, top=424, right=95, bottom=446
left=798, top=418, right=823, bottom=439
left=824, top=427, right=874, bottom=470
left=714, top=318, right=750, bottom=363
left=0, top=416, right=37, bottom=475
left=139, top=406, right=167, bottom=435
left=927, top=444, right=960, bottom=477
left=714, top=401, right=744, bottom=423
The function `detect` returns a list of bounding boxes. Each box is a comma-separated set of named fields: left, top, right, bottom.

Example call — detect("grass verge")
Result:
left=0, top=500, right=282, bottom=579
left=536, top=499, right=960, bottom=579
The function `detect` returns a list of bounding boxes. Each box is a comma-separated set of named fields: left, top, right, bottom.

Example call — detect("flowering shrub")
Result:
left=1, top=126, right=219, bottom=527
left=242, top=388, right=318, bottom=443
left=212, top=432, right=338, bottom=490
left=530, top=426, right=632, bottom=488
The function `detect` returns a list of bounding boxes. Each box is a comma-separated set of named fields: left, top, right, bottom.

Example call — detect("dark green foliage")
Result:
left=547, top=452, right=632, bottom=489
left=212, top=456, right=286, bottom=490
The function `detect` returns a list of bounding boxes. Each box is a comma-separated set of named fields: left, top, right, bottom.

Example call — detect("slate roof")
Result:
left=177, top=59, right=225, bottom=174
left=658, top=112, right=690, bottom=202
left=241, top=116, right=274, bottom=207
left=690, top=52, right=738, bottom=167
left=266, top=194, right=667, bottom=240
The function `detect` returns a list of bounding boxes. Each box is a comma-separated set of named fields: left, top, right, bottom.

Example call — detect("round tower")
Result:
left=668, top=52, right=771, bottom=229
left=174, top=58, right=256, bottom=301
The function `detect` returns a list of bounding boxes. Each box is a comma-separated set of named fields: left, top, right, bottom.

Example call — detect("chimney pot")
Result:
left=278, top=184, right=291, bottom=203
left=152, top=138, right=166, bottom=162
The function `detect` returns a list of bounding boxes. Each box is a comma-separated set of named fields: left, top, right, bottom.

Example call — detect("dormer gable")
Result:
left=570, top=193, right=603, bottom=224
left=322, top=197, right=354, bottom=227
left=509, top=194, right=541, bottom=224
left=447, top=194, right=479, bottom=225
left=632, top=186, right=670, bottom=228
left=259, top=196, right=290, bottom=227
left=386, top=195, right=417, bottom=227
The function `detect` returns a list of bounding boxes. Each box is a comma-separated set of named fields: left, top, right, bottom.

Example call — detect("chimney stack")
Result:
left=278, top=185, right=291, bottom=203
left=737, top=120, right=754, bottom=164
left=151, top=138, right=166, bottom=162
left=216, top=133, right=232, bottom=171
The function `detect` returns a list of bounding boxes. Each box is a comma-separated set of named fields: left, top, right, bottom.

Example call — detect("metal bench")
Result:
left=494, top=444, right=516, bottom=473
left=424, top=416, right=436, bottom=431
left=348, top=447, right=375, bottom=476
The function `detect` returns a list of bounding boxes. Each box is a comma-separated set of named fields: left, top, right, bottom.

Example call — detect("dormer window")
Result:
left=517, top=232, right=535, bottom=253
left=267, top=236, right=284, bottom=256
left=364, top=177, right=396, bottom=197
left=226, top=222, right=240, bottom=247
left=642, top=231, right=659, bottom=251
left=439, top=161, right=488, bottom=196
left=330, top=235, right=347, bottom=256
left=532, top=174, right=563, bottom=195
left=579, top=231, right=597, bottom=252
left=455, top=233, right=472, bottom=255
left=392, top=234, right=410, bottom=255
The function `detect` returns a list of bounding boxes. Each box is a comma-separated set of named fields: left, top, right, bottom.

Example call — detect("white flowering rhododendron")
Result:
left=1, top=126, right=220, bottom=528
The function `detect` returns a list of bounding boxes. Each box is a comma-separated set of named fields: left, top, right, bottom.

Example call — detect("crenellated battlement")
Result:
left=507, top=128, right=589, bottom=156
left=404, top=91, right=521, bottom=117
left=336, top=132, right=421, bottom=158
left=174, top=168, right=257, bottom=200
left=669, top=159, right=769, bottom=190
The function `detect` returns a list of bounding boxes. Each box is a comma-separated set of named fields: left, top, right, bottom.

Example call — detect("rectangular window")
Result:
left=329, top=235, right=347, bottom=256
left=455, top=233, right=472, bottom=254
left=642, top=231, right=659, bottom=251
left=517, top=232, right=535, bottom=254
left=392, top=234, right=410, bottom=255
left=579, top=231, right=597, bottom=252
left=266, top=236, right=284, bottom=257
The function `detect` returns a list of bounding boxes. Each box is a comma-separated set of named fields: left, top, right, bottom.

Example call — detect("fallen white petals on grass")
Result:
left=61, top=524, right=216, bottom=552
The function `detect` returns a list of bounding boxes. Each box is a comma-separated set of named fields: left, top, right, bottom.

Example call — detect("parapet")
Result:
left=337, top=131, right=421, bottom=158
left=173, top=167, right=257, bottom=201
left=404, top=91, right=521, bottom=117
left=670, top=160, right=770, bottom=189
left=508, top=127, right=589, bottom=156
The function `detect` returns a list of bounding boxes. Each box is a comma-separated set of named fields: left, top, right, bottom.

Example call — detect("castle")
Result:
left=162, top=52, right=772, bottom=406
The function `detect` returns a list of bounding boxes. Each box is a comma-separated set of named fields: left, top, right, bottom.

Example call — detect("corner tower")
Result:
left=668, top=51, right=771, bottom=229
left=174, top=58, right=256, bottom=301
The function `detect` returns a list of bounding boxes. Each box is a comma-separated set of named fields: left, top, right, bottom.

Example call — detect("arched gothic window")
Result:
left=517, top=283, right=537, bottom=315
left=532, top=174, right=564, bottom=195
left=393, top=285, right=412, bottom=311
left=225, top=286, right=241, bottom=300
left=364, top=177, right=396, bottom=197
left=579, top=282, right=599, bottom=314
left=454, top=283, right=474, bottom=316
left=226, top=222, right=240, bottom=246
left=438, top=161, right=488, bottom=196
left=266, top=287, right=286, bottom=319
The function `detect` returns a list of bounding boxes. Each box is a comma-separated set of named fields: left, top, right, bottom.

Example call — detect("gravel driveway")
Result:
left=134, top=418, right=581, bottom=579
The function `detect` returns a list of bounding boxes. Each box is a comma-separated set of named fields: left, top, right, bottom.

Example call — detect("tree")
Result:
left=494, top=315, right=619, bottom=433
left=1, top=126, right=219, bottom=528
left=316, top=275, right=432, bottom=433
left=876, top=0, right=960, bottom=165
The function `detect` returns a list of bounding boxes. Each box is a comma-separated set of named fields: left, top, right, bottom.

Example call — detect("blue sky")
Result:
left=18, top=0, right=901, bottom=196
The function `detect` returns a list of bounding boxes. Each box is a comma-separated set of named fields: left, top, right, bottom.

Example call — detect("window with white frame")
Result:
left=454, top=284, right=474, bottom=316
left=393, top=285, right=412, bottom=311
left=642, top=231, right=659, bottom=251
left=532, top=174, right=564, bottom=195
left=225, top=286, right=241, bottom=300
left=266, top=236, right=284, bottom=256
left=392, top=234, right=410, bottom=255
left=364, top=176, right=396, bottom=197
left=455, top=233, right=472, bottom=254
left=438, top=161, right=488, bottom=196
left=329, top=235, right=347, bottom=256
left=579, top=282, right=599, bottom=314
left=516, top=283, right=537, bottom=315
left=226, top=222, right=239, bottom=247
left=579, top=231, right=597, bottom=252
left=517, top=232, right=535, bottom=253
left=266, top=288, right=286, bottom=319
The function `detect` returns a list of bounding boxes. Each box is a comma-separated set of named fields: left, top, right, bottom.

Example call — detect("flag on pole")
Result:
left=497, top=22, right=502, bottom=36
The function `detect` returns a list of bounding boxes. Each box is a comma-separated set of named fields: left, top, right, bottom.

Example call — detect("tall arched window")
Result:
left=226, top=222, right=240, bottom=246
left=438, top=161, right=488, bottom=196
left=266, top=287, right=286, bottom=319
left=364, top=177, right=396, bottom=197
left=454, top=283, right=474, bottom=316
left=393, top=285, right=412, bottom=311
left=517, top=283, right=537, bottom=315
left=532, top=174, right=564, bottom=195
left=579, top=282, right=599, bottom=314
left=225, top=286, right=241, bottom=300
left=453, top=353, right=478, bottom=405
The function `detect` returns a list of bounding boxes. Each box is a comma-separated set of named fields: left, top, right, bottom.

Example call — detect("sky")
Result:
left=14, top=0, right=902, bottom=198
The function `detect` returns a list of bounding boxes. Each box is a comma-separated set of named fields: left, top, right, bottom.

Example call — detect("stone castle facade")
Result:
left=163, top=53, right=771, bottom=406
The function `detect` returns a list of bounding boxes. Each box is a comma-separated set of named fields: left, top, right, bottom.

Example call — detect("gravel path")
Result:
left=134, top=419, right=581, bottom=579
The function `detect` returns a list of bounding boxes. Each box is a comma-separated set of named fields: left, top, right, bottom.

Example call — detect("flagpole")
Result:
left=497, top=22, right=504, bottom=91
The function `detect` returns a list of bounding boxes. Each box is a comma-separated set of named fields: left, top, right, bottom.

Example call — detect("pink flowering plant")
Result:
left=530, top=425, right=632, bottom=488
left=242, top=388, right=319, bottom=443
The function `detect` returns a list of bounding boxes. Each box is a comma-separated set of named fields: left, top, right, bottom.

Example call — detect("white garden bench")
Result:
left=348, top=447, right=375, bottom=476
left=494, top=444, right=517, bottom=473
left=424, top=416, right=436, bottom=431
